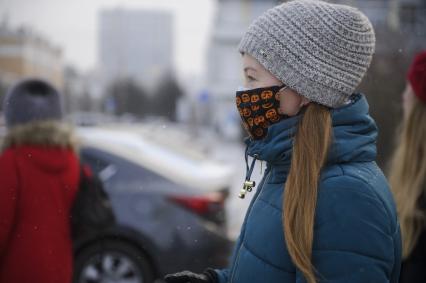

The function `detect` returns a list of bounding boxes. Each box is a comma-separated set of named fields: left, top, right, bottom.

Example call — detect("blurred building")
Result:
left=206, top=0, right=280, bottom=140
left=395, top=0, right=426, bottom=36
left=98, top=8, right=174, bottom=88
left=0, top=24, right=63, bottom=89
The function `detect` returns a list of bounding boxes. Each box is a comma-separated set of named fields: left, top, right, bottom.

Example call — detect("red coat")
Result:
left=0, top=145, right=79, bottom=283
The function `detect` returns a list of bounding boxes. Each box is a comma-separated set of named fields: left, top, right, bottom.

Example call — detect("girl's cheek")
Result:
left=279, top=91, right=303, bottom=116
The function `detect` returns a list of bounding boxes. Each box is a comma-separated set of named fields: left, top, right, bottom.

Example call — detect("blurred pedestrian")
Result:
left=389, top=50, right=426, bottom=283
left=164, top=1, right=401, bottom=283
left=0, top=79, right=79, bottom=283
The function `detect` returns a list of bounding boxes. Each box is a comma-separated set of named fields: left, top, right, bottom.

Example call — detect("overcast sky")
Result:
left=0, top=0, right=216, bottom=76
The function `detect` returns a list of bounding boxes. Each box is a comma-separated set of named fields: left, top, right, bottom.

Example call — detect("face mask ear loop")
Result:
left=278, top=85, right=288, bottom=95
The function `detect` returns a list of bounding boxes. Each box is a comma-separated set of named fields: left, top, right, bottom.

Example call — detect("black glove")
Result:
left=164, top=268, right=218, bottom=283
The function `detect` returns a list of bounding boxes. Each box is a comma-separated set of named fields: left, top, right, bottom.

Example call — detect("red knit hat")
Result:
left=407, top=51, right=426, bottom=103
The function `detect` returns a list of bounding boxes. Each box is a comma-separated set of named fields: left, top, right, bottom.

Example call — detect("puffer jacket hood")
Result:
left=245, top=93, right=377, bottom=168
left=1, top=121, right=78, bottom=173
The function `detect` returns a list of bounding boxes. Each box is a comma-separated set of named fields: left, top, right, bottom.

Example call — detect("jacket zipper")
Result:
left=230, top=169, right=272, bottom=283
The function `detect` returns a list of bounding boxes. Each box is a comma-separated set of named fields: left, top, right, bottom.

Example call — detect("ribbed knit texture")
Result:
left=238, top=0, right=376, bottom=108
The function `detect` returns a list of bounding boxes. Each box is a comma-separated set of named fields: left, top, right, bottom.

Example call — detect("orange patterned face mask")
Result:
left=236, top=85, right=287, bottom=140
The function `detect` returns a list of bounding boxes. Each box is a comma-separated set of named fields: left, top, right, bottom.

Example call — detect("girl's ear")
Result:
left=300, top=96, right=311, bottom=107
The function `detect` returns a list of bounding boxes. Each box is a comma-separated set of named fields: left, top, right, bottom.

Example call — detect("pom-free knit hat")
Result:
left=3, top=78, right=63, bottom=128
left=239, top=0, right=376, bottom=108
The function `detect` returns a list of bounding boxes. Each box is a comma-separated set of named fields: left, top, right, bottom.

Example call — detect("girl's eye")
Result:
left=247, top=75, right=256, bottom=82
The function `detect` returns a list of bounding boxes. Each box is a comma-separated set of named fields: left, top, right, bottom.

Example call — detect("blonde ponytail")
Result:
left=283, top=103, right=333, bottom=283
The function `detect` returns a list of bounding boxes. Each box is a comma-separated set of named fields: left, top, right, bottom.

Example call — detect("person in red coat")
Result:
left=0, top=79, right=79, bottom=283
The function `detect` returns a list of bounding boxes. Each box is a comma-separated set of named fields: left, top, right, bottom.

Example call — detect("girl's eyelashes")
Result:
left=246, top=75, right=256, bottom=82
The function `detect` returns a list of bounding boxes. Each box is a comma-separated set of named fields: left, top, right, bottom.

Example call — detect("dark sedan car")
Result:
left=73, top=127, right=234, bottom=283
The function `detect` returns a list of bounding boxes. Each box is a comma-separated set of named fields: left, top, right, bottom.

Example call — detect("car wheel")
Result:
left=74, top=240, right=155, bottom=283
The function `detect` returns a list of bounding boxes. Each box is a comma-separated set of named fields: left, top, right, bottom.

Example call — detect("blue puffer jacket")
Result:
left=216, top=94, right=401, bottom=283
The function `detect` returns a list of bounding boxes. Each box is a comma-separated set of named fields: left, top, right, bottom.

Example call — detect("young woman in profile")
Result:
left=165, top=1, right=402, bottom=282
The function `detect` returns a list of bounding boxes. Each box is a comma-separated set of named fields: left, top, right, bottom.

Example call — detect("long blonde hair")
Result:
left=389, top=96, right=426, bottom=259
left=283, top=103, right=333, bottom=283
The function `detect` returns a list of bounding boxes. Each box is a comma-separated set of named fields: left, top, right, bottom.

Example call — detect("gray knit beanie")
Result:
left=3, top=78, right=63, bottom=128
left=238, top=0, right=376, bottom=108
